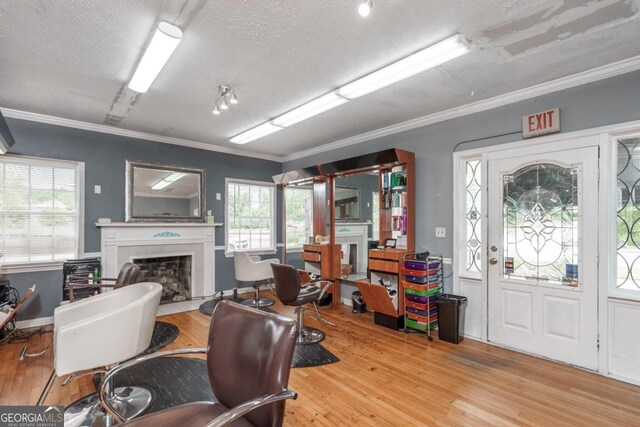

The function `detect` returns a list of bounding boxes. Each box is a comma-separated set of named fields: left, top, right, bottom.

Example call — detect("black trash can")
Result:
left=351, top=291, right=367, bottom=313
left=436, top=294, right=467, bottom=344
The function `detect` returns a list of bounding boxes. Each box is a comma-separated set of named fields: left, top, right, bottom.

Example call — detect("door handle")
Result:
left=489, top=258, right=498, bottom=265
left=490, top=245, right=497, bottom=252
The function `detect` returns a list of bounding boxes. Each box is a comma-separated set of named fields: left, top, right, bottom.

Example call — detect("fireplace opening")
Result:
left=133, top=255, right=192, bottom=304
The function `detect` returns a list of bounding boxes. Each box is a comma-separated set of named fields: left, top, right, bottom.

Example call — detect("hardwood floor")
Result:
left=2, top=298, right=640, bottom=426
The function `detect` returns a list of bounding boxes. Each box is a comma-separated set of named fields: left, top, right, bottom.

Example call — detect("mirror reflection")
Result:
left=284, top=181, right=317, bottom=270
left=127, top=161, right=204, bottom=221
left=334, top=173, right=378, bottom=282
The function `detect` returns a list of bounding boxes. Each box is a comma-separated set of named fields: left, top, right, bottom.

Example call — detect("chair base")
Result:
left=65, top=386, right=152, bottom=427
left=242, top=298, right=275, bottom=308
left=297, top=327, right=325, bottom=345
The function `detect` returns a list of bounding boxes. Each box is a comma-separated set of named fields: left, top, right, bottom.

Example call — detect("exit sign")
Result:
left=522, top=108, right=560, bottom=139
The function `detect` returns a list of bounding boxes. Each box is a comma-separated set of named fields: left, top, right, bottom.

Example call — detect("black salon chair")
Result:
left=271, top=263, right=328, bottom=344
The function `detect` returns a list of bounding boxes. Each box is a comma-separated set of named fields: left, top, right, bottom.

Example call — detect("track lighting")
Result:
left=211, top=85, right=237, bottom=117
left=358, top=0, right=372, bottom=17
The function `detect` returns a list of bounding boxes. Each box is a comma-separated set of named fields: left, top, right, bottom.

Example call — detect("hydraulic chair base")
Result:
left=241, top=283, right=275, bottom=308
left=65, top=386, right=152, bottom=427
left=295, top=306, right=325, bottom=345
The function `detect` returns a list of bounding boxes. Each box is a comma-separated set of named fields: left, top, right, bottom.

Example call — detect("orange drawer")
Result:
left=301, top=252, right=321, bottom=262
left=406, top=311, right=438, bottom=324
left=369, top=259, right=399, bottom=273
left=405, top=300, right=436, bottom=311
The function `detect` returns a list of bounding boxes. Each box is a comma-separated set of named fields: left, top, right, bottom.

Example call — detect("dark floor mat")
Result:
left=292, top=343, right=340, bottom=368
left=143, top=321, right=180, bottom=355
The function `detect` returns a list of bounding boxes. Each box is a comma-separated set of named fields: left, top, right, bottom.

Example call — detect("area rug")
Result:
left=292, top=343, right=340, bottom=368
left=143, top=321, right=180, bottom=355
left=198, top=296, right=277, bottom=316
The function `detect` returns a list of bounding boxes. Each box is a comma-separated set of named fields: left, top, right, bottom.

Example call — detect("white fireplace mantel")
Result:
left=97, top=222, right=222, bottom=297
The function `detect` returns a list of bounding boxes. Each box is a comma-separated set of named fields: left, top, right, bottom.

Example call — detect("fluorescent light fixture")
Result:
left=230, top=122, right=283, bottom=144
left=229, top=34, right=469, bottom=144
left=128, top=22, right=183, bottom=93
left=272, top=92, right=348, bottom=127
left=337, top=34, right=470, bottom=99
left=152, top=172, right=186, bottom=190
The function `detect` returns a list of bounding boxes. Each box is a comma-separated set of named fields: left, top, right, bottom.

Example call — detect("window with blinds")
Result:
left=0, top=156, right=80, bottom=265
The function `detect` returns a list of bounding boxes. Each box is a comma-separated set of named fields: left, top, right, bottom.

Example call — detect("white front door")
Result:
left=487, top=144, right=599, bottom=370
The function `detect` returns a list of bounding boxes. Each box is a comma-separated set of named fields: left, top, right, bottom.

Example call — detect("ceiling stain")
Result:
left=480, top=0, right=637, bottom=57
left=505, top=0, right=636, bottom=56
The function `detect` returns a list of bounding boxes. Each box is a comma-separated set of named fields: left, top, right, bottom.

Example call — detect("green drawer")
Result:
left=405, top=287, right=440, bottom=297
left=405, top=317, right=438, bottom=332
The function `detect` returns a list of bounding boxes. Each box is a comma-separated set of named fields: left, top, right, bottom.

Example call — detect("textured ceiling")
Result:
left=0, top=0, right=639, bottom=158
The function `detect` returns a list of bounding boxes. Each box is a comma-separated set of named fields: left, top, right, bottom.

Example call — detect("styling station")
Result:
left=2, top=2, right=640, bottom=426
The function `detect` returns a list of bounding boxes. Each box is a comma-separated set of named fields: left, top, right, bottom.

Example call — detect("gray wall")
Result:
left=4, top=118, right=283, bottom=320
left=286, top=70, right=640, bottom=293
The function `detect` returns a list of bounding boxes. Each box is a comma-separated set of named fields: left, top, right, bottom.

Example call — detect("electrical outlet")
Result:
left=94, top=185, right=101, bottom=194
left=435, top=227, right=446, bottom=238
left=216, top=193, right=222, bottom=200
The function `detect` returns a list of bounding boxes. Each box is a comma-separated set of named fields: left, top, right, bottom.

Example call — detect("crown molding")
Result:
left=283, top=54, right=640, bottom=163
left=0, top=108, right=284, bottom=163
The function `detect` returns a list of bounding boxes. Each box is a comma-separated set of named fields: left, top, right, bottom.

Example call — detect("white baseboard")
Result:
left=16, top=316, right=53, bottom=329
left=341, top=297, right=353, bottom=307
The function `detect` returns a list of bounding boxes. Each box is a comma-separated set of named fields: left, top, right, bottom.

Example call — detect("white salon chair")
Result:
left=54, top=282, right=162, bottom=427
left=234, top=251, right=280, bottom=308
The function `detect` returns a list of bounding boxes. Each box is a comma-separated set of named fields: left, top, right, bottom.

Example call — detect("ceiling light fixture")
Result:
left=229, top=34, right=470, bottom=144
left=358, top=0, right=372, bottom=17
left=272, top=92, right=348, bottom=127
left=151, top=172, right=186, bottom=190
left=230, top=122, right=283, bottom=145
left=211, top=85, right=237, bottom=117
left=128, top=22, right=183, bottom=93
left=337, top=34, right=470, bottom=99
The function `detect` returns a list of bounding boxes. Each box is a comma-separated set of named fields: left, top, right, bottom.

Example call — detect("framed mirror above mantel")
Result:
left=125, top=160, right=206, bottom=222
left=275, top=148, right=415, bottom=314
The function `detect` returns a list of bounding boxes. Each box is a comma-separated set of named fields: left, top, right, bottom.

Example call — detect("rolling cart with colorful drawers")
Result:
left=401, top=254, right=443, bottom=341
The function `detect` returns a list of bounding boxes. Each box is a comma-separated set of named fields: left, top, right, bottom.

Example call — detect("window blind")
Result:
left=0, top=157, right=79, bottom=265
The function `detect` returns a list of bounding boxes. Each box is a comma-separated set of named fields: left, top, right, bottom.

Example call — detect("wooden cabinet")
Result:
left=356, top=248, right=408, bottom=329
left=302, top=244, right=341, bottom=303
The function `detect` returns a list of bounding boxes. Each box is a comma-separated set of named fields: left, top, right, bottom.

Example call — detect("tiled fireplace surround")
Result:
left=98, top=223, right=220, bottom=299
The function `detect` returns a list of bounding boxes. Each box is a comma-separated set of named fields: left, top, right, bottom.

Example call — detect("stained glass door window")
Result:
left=617, top=138, right=640, bottom=292
left=502, top=163, right=579, bottom=286
left=465, top=160, right=482, bottom=273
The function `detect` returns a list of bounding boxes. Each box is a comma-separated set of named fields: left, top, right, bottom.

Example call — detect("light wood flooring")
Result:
left=1, top=297, right=640, bottom=426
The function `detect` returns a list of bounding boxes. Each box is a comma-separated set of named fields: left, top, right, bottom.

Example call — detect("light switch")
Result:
left=216, top=193, right=221, bottom=200
left=435, top=227, right=446, bottom=238
left=94, top=185, right=101, bottom=194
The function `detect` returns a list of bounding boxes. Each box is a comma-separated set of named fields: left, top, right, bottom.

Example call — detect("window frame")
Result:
left=0, top=154, right=85, bottom=273
left=224, top=177, right=277, bottom=257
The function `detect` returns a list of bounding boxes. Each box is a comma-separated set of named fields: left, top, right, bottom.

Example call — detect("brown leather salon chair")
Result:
left=68, top=262, right=141, bottom=302
left=271, top=263, right=330, bottom=345
left=98, top=300, right=298, bottom=427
